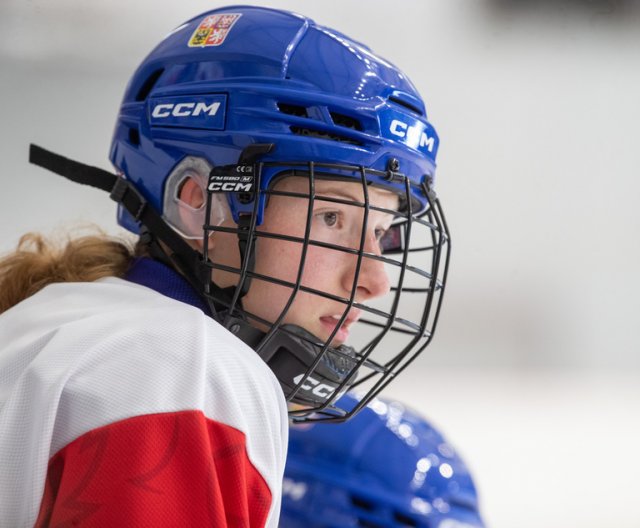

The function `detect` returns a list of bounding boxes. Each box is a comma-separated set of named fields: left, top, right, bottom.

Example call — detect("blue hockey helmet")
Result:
left=282, top=393, right=484, bottom=527
left=106, top=6, right=451, bottom=422
left=110, top=6, right=440, bottom=230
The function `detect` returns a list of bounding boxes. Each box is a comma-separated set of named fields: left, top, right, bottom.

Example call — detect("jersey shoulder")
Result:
left=0, top=278, right=288, bottom=527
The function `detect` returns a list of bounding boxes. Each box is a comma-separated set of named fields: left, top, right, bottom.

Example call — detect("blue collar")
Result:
left=124, top=257, right=211, bottom=315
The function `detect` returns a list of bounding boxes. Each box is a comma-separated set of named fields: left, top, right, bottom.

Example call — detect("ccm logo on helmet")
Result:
left=293, top=374, right=335, bottom=399
left=389, top=119, right=436, bottom=152
left=151, top=101, right=221, bottom=118
left=149, top=94, right=227, bottom=130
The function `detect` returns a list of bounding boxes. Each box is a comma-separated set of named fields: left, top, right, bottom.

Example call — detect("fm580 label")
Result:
left=208, top=173, right=254, bottom=192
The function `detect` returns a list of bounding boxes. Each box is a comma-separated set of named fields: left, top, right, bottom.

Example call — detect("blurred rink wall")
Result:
left=2, top=1, right=640, bottom=526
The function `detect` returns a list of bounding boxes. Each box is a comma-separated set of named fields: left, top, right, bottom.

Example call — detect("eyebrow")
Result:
left=313, top=184, right=399, bottom=213
left=314, top=186, right=361, bottom=203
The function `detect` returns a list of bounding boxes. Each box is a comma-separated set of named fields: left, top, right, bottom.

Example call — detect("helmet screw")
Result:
left=387, top=158, right=400, bottom=172
left=230, top=323, right=241, bottom=334
left=238, top=192, right=254, bottom=204
left=424, top=173, right=434, bottom=188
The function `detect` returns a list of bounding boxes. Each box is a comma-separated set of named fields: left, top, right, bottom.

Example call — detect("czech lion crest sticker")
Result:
left=188, top=14, right=242, bottom=47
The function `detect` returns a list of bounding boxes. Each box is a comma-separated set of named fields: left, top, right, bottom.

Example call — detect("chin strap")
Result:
left=223, top=314, right=357, bottom=408
left=28, top=144, right=213, bottom=307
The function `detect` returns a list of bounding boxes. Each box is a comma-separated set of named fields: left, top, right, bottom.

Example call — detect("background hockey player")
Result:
left=281, top=393, right=485, bottom=528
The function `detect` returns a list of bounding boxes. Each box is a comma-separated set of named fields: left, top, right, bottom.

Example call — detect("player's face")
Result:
left=213, top=177, right=398, bottom=345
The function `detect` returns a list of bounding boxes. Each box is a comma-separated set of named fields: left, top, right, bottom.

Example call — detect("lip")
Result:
left=319, top=309, right=362, bottom=344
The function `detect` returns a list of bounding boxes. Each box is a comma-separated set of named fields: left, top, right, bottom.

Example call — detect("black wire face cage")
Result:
left=202, top=159, right=450, bottom=424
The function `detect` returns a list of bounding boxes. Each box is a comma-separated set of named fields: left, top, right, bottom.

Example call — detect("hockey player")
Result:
left=0, top=6, right=450, bottom=527
left=281, top=394, right=485, bottom=528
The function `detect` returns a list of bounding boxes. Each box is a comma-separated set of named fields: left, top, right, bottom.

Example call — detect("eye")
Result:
left=375, top=227, right=387, bottom=241
left=319, top=211, right=339, bottom=227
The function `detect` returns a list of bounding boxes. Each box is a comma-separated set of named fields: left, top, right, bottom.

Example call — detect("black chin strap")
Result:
left=28, top=144, right=212, bottom=307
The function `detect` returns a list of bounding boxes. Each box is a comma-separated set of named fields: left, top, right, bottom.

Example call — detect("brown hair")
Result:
left=0, top=230, right=135, bottom=314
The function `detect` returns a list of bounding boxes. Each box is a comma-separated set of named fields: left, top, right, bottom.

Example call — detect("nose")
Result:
left=342, top=231, right=391, bottom=301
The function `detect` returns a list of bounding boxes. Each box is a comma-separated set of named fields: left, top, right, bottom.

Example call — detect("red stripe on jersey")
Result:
left=35, top=410, right=272, bottom=527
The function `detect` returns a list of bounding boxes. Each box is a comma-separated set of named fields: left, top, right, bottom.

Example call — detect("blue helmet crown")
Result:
left=109, top=5, right=439, bottom=231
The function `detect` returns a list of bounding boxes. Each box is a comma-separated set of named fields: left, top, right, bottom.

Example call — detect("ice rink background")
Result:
left=2, top=1, right=640, bottom=526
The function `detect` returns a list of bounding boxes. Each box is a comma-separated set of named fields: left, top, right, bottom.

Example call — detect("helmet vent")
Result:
left=278, top=102, right=363, bottom=145
left=388, top=95, right=424, bottom=116
left=277, top=102, right=309, bottom=118
left=357, top=520, right=385, bottom=528
left=289, top=126, right=363, bottom=146
left=330, top=112, right=363, bottom=131
left=128, top=127, right=140, bottom=147
left=135, top=68, right=164, bottom=102
left=393, top=512, right=418, bottom=527
left=350, top=495, right=375, bottom=511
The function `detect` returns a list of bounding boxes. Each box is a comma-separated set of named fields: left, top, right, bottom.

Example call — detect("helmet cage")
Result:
left=201, top=156, right=450, bottom=423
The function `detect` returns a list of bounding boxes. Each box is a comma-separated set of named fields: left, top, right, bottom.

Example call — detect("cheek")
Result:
left=255, top=237, right=300, bottom=281
left=244, top=239, right=302, bottom=317
left=246, top=243, right=345, bottom=317
left=208, top=231, right=241, bottom=287
left=255, top=235, right=342, bottom=283
left=300, top=246, right=339, bottom=287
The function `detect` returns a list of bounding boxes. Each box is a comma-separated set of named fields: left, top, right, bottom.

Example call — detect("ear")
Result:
left=178, top=176, right=204, bottom=209
left=174, top=176, right=210, bottom=250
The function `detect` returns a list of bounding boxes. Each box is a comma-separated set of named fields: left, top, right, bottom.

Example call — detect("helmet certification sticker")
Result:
left=188, top=14, right=242, bottom=47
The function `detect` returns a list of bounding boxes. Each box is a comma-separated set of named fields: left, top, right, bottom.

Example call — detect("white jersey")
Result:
left=0, top=277, right=288, bottom=527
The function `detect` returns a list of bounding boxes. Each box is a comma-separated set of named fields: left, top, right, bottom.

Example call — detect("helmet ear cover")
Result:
left=163, top=156, right=231, bottom=239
